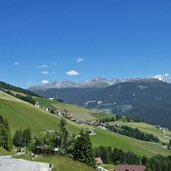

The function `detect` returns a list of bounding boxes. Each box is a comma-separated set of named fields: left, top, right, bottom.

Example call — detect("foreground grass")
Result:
left=15, top=155, right=96, bottom=171
left=0, top=147, right=10, bottom=155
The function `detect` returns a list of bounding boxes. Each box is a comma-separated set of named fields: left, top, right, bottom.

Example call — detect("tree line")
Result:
left=2, top=89, right=36, bottom=105
left=0, top=115, right=95, bottom=168
left=1, top=114, right=171, bottom=170
left=107, top=125, right=159, bottom=143
left=95, top=146, right=171, bottom=171
left=0, top=115, right=11, bottom=151
left=99, top=114, right=143, bottom=123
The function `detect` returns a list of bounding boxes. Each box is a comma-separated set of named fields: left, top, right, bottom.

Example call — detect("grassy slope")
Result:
left=34, top=97, right=96, bottom=120
left=113, top=121, right=171, bottom=144
left=91, top=128, right=171, bottom=157
left=0, top=90, right=23, bottom=102
left=0, top=147, right=10, bottom=155
left=0, top=93, right=171, bottom=157
left=90, top=112, right=114, bottom=120
left=0, top=99, right=80, bottom=135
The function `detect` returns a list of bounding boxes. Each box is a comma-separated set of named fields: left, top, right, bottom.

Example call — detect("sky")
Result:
left=0, top=0, right=171, bottom=88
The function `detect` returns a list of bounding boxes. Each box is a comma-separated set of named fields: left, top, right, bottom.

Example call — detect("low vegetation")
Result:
left=15, top=155, right=96, bottom=171
left=107, top=125, right=159, bottom=143
left=95, top=146, right=171, bottom=171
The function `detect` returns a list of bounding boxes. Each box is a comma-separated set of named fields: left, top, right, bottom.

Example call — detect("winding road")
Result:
left=0, top=156, right=49, bottom=171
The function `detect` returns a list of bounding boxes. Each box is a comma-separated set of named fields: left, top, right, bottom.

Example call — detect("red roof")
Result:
left=95, top=157, right=103, bottom=165
left=115, top=165, right=146, bottom=171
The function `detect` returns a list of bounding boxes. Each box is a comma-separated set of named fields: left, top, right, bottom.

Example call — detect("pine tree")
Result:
left=73, top=130, right=95, bottom=168
left=58, top=118, right=69, bottom=154
left=0, top=115, right=11, bottom=151
left=13, top=129, right=24, bottom=147
left=23, top=127, right=32, bottom=146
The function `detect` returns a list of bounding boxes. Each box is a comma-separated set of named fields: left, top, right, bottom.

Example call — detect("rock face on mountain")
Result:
left=29, top=78, right=127, bottom=91
left=30, top=79, right=171, bottom=129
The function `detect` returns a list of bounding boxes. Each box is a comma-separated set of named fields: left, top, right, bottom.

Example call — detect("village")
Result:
left=34, top=99, right=147, bottom=171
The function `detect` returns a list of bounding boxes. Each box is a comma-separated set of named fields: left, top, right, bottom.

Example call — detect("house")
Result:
left=48, top=98, right=54, bottom=101
left=95, top=157, right=103, bottom=166
left=95, top=158, right=108, bottom=171
left=83, top=130, right=96, bottom=135
left=53, top=110, right=62, bottom=116
left=35, top=102, right=40, bottom=108
left=115, top=165, right=146, bottom=171
left=98, top=125, right=107, bottom=130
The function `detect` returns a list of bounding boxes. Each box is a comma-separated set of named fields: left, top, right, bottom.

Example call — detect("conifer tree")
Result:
left=73, top=130, right=95, bottom=167
left=58, top=118, right=69, bottom=154
left=23, top=127, right=32, bottom=146
left=13, top=129, right=24, bottom=147
left=0, top=115, right=11, bottom=151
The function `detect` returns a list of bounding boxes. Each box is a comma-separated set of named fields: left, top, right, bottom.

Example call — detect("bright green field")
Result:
left=34, top=97, right=96, bottom=120
left=0, top=90, right=24, bottom=102
left=91, top=128, right=171, bottom=157
left=113, top=121, right=171, bottom=144
left=0, top=95, right=171, bottom=157
left=90, top=112, right=114, bottom=120
left=0, top=99, right=80, bottom=135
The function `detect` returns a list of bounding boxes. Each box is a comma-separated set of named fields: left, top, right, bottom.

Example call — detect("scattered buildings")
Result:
left=115, top=165, right=146, bottom=171
left=95, top=157, right=103, bottom=166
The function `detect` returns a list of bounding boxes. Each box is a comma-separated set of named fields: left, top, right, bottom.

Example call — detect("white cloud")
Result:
left=41, top=80, right=49, bottom=84
left=39, top=64, right=48, bottom=68
left=153, top=74, right=163, bottom=81
left=153, top=73, right=170, bottom=81
left=76, top=58, right=84, bottom=63
left=164, top=73, right=169, bottom=77
left=14, top=62, right=19, bottom=66
left=41, top=71, right=49, bottom=75
left=65, top=70, right=79, bottom=76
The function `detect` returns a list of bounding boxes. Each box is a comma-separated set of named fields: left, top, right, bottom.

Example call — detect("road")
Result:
left=0, top=156, right=49, bottom=171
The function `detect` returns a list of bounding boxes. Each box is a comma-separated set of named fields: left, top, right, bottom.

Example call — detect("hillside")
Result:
left=109, top=121, right=171, bottom=144
left=0, top=81, right=39, bottom=97
left=0, top=89, right=171, bottom=157
left=31, top=79, right=171, bottom=129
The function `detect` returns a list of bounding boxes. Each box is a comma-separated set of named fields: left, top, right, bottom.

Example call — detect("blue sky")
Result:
left=0, top=0, right=171, bottom=88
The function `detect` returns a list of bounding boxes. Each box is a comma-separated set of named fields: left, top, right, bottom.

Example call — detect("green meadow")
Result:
left=113, top=121, right=171, bottom=144
left=0, top=93, right=171, bottom=157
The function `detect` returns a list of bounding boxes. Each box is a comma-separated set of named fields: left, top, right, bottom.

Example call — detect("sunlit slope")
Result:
left=112, top=121, right=171, bottom=144
left=0, top=94, right=170, bottom=157
left=0, top=99, right=80, bottom=135
left=91, top=128, right=171, bottom=157
left=34, top=97, right=97, bottom=120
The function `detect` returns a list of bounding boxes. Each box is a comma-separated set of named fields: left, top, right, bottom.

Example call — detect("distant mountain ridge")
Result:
left=29, top=77, right=149, bottom=91
left=30, top=78, right=171, bottom=129
left=29, top=75, right=171, bottom=91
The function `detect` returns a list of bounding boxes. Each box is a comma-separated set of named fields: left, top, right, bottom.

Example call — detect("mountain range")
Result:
left=1, top=80, right=171, bottom=158
left=29, top=78, right=124, bottom=91
left=29, top=75, right=171, bottom=90
left=30, top=78, right=171, bottom=130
